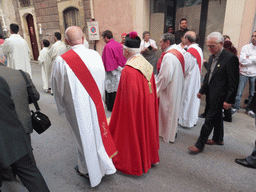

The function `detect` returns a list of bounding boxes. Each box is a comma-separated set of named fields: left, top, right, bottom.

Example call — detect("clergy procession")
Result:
left=1, top=19, right=256, bottom=191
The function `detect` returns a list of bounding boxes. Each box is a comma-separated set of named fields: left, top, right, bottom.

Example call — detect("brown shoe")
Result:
left=206, top=140, right=224, bottom=145
left=188, top=146, right=202, bottom=154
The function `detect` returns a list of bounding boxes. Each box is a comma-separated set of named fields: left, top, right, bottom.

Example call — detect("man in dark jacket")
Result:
left=0, top=47, right=39, bottom=181
left=189, top=32, right=239, bottom=154
left=174, top=18, right=189, bottom=44
left=0, top=77, right=49, bottom=192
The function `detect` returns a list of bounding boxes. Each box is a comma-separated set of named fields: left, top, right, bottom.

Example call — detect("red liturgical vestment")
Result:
left=109, top=54, right=159, bottom=175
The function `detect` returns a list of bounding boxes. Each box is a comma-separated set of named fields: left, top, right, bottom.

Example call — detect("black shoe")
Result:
left=74, top=165, right=89, bottom=179
left=199, top=113, right=206, bottom=118
left=235, top=158, right=256, bottom=169
left=223, top=117, right=232, bottom=122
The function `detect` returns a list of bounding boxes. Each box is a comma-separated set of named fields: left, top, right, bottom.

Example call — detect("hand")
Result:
left=144, top=47, right=149, bottom=52
left=223, top=102, right=232, bottom=109
left=152, top=47, right=157, bottom=52
left=197, top=93, right=202, bottom=99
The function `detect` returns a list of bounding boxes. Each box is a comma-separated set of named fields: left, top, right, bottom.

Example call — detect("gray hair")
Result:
left=123, top=45, right=140, bottom=55
left=207, top=32, right=224, bottom=44
left=185, top=32, right=196, bottom=43
left=162, top=33, right=175, bottom=45
left=143, top=31, right=150, bottom=38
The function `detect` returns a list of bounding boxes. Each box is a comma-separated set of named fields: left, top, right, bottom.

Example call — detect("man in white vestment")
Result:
left=49, top=32, right=67, bottom=63
left=179, top=31, right=203, bottom=128
left=51, top=26, right=116, bottom=187
left=177, top=33, right=187, bottom=54
left=38, top=39, right=51, bottom=92
left=156, top=33, right=184, bottom=143
left=1, top=23, right=32, bottom=76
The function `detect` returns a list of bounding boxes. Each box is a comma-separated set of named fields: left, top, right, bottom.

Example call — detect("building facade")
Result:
left=0, top=0, right=92, bottom=60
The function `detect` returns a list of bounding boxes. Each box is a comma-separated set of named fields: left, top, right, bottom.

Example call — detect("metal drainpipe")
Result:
left=90, top=0, right=94, bottom=19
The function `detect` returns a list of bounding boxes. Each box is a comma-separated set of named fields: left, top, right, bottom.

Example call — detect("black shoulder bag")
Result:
left=19, top=70, right=51, bottom=134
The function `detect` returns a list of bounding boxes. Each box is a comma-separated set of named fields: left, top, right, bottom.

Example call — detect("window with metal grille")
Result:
left=19, top=0, right=31, bottom=7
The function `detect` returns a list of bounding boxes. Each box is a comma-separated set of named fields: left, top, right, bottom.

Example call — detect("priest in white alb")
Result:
left=38, top=39, right=51, bottom=92
left=51, top=26, right=117, bottom=187
left=49, top=32, right=67, bottom=93
left=179, top=31, right=203, bottom=128
left=1, top=23, right=32, bottom=76
left=156, top=33, right=184, bottom=143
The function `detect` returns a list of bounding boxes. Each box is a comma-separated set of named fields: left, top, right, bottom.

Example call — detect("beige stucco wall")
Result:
left=131, top=0, right=150, bottom=38
left=1, top=0, right=17, bottom=34
left=223, top=0, right=246, bottom=49
left=237, top=0, right=256, bottom=54
left=227, top=0, right=256, bottom=107
left=150, top=13, right=164, bottom=59
left=93, top=0, right=150, bottom=54
left=93, top=0, right=134, bottom=54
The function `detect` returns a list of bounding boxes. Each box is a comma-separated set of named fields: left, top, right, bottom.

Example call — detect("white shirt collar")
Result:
left=71, top=44, right=85, bottom=50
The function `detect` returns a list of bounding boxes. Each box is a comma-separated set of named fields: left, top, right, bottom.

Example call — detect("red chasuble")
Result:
left=187, top=47, right=202, bottom=73
left=109, top=59, right=159, bottom=175
left=61, top=50, right=117, bottom=158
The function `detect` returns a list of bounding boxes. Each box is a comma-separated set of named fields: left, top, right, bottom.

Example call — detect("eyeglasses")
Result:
left=207, top=44, right=218, bottom=48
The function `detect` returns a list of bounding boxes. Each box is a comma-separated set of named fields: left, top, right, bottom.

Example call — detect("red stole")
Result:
left=156, top=52, right=166, bottom=72
left=61, top=49, right=117, bottom=159
left=187, top=47, right=202, bottom=73
left=157, top=49, right=185, bottom=76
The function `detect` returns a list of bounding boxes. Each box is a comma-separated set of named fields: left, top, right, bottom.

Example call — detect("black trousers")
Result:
left=0, top=154, right=49, bottom=192
left=195, top=104, right=224, bottom=150
left=105, top=91, right=116, bottom=111
left=223, top=108, right=232, bottom=120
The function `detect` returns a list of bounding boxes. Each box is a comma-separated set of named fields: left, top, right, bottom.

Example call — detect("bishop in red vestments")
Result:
left=109, top=32, right=159, bottom=176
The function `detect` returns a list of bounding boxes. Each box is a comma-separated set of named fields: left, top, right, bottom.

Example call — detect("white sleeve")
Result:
left=140, top=41, right=144, bottom=51
left=156, top=54, right=174, bottom=93
left=1, top=40, right=10, bottom=55
left=38, top=50, right=46, bottom=66
left=239, top=46, right=253, bottom=65
left=152, top=39, right=158, bottom=49
left=249, top=55, right=256, bottom=64
left=51, top=57, right=67, bottom=115
left=184, top=52, right=192, bottom=77
left=49, top=45, right=58, bottom=62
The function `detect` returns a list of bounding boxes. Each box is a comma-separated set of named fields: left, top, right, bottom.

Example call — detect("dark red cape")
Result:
left=109, top=65, right=159, bottom=176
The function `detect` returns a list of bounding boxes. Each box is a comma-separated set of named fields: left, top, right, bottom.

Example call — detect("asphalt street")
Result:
left=2, top=61, right=256, bottom=192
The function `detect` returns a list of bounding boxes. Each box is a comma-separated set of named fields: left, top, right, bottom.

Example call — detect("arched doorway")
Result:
left=63, top=7, right=80, bottom=30
left=26, top=14, right=39, bottom=60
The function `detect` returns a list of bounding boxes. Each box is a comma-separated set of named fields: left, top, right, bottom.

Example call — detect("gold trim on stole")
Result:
left=126, top=54, right=153, bottom=93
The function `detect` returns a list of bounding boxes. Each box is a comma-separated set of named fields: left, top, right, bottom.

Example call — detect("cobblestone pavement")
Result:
left=2, top=61, right=256, bottom=192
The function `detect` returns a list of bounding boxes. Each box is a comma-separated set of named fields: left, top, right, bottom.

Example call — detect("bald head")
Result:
left=65, top=26, right=84, bottom=46
left=184, top=31, right=196, bottom=45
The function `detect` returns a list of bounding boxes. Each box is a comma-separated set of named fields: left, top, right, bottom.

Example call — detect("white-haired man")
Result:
left=109, top=32, right=159, bottom=175
left=51, top=26, right=117, bottom=187
left=189, top=32, right=239, bottom=154
left=156, top=33, right=185, bottom=143
left=179, top=31, right=203, bottom=128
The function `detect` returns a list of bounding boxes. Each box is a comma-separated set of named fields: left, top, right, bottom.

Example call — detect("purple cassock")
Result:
left=102, top=39, right=126, bottom=72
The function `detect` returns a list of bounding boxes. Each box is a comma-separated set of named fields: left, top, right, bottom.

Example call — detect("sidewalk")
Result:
left=1, top=62, right=256, bottom=192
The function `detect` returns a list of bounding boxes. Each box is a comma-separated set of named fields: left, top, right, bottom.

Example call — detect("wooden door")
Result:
left=26, top=14, right=39, bottom=60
